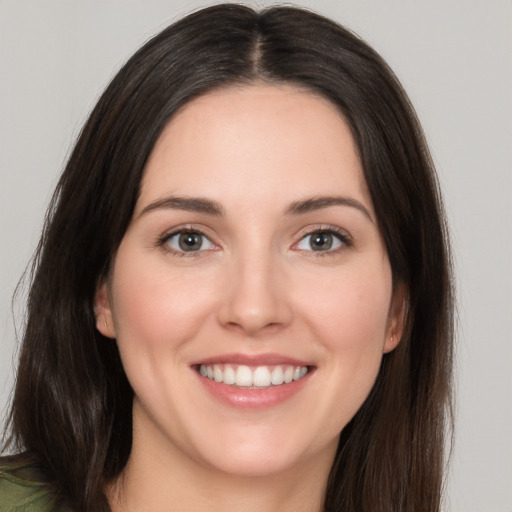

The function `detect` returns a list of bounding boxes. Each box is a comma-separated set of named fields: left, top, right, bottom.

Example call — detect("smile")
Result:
left=198, top=364, right=310, bottom=388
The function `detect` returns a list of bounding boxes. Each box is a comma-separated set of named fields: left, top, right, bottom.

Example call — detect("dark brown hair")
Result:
left=3, top=4, right=453, bottom=511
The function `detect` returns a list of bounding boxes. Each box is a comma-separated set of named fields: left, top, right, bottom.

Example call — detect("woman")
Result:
left=0, top=4, right=453, bottom=511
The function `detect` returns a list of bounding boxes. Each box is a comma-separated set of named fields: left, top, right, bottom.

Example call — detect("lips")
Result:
left=191, top=354, right=315, bottom=409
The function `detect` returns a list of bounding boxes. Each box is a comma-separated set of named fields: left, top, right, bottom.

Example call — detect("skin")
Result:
left=95, top=84, right=406, bottom=512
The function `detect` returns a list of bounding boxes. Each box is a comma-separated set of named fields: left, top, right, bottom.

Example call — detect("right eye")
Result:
left=164, top=230, right=215, bottom=253
left=296, top=230, right=344, bottom=252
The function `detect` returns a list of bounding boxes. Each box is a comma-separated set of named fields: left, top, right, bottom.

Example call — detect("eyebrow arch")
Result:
left=285, top=196, right=374, bottom=223
left=138, top=196, right=224, bottom=218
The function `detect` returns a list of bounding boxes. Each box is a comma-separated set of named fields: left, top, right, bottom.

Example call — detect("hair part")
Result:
left=3, top=4, right=453, bottom=511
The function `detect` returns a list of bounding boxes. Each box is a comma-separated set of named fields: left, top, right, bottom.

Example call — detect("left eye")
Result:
left=165, top=231, right=215, bottom=252
left=296, top=231, right=344, bottom=252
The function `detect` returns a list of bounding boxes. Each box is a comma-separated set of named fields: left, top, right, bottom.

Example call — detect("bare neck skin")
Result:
left=107, top=400, right=336, bottom=512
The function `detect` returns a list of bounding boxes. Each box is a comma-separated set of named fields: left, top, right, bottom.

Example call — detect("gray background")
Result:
left=1, top=1, right=511, bottom=511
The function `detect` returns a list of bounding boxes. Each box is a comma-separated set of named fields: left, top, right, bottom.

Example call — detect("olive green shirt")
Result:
left=0, top=460, right=59, bottom=512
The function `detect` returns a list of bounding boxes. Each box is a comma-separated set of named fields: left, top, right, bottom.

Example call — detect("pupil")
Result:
left=179, top=233, right=201, bottom=251
left=311, top=232, right=332, bottom=251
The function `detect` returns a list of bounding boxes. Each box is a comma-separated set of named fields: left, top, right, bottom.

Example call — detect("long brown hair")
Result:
left=3, top=4, right=454, bottom=511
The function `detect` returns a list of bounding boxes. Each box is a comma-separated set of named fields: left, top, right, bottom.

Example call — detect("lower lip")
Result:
left=195, top=370, right=313, bottom=410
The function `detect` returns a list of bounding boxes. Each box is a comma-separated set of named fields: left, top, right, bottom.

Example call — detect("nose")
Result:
left=217, top=250, right=293, bottom=337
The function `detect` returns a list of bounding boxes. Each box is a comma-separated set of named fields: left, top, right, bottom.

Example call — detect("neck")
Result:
left=109, top=463, right=328, bottom=512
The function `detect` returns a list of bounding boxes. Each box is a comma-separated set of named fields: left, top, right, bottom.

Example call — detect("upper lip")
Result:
left=190, top=353, right=313, bottom=367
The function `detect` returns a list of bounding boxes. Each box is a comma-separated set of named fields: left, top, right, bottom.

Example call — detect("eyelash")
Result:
left=157, top=228, right=216, bottom=258
left=156, top=226, right=352, bottom=258
left=293, top=227, right=352, bottom=257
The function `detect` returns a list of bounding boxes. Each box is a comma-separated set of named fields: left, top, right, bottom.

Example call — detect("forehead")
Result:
left=137, top=84, right=372, bottom=215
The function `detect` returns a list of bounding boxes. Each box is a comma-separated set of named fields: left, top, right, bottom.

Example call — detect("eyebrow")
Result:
left=138, top=194, right=373, bottom=223
left=285, top=196, right=374, bottom=223
left=138, top=196, right=224, bottom=218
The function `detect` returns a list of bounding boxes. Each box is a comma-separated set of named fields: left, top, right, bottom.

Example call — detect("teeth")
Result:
left=253, top=366, right=271, bottom=387
left=223, top=365, right=236, bottom=385
left=213, top=364, right=223, bottom=383
left=271, top=366, right=284, bottom=385
left=198, top=363, right=310, bottom=388
left=236, top=365, right=253, bottom=386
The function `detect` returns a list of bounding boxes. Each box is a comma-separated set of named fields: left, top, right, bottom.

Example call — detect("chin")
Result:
left=203, top=448, right=307, bottom=478
left=186, top=423, right=338, bottom=479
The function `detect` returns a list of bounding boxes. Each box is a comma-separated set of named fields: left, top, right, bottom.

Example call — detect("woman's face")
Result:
left=96, top=85, right=405, bottom=478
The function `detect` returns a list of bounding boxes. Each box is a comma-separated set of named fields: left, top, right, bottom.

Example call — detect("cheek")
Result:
left=298, top=266, right=392, bottom=429
left=303, top=264, right=393, bottom=351
left=110, top=252, right=219, bottom=360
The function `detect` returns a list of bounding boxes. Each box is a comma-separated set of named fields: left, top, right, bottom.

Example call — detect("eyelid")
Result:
left=291, top=225, right=352, bottom=253
left=155, top=224, right=352, bottom=257
left=157, top=225, right=219, bottom=256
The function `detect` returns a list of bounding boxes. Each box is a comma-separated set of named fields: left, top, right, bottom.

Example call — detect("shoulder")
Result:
left=0, top=456, right=61, bottom=512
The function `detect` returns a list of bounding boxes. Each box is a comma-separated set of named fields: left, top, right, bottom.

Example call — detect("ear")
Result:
left=383, top=282, right=408, bottom=354
left=94, top=280, right=117, bottom=338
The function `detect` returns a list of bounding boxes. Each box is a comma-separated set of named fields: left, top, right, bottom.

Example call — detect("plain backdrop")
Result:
left=0, top=1, right=511, bottom=511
